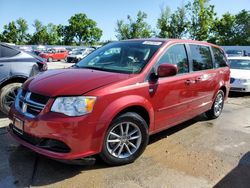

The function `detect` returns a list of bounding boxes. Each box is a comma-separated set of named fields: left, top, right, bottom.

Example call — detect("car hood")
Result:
left=230, top=69, right=250, bottom=79
left=23, top=68, right=130, bottom=97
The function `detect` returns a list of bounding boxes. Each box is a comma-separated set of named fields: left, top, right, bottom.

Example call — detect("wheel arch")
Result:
left=98, top=95, right=154, bottom=132
left=0, top=76, right=27, bottom=89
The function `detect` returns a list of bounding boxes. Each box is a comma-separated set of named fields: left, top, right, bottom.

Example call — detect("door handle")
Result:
left=185, top=79, right=195, bottom=85
left=195, top=77, right=202, bottom=83
left=0, top=64, right=3, bottom=67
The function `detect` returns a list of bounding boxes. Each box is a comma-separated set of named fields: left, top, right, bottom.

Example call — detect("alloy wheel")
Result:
left=106, top=122, right=142, bottom=159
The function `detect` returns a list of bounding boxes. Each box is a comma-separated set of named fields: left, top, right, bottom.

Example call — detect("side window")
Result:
left=157, top=44, right=189, bottom=74
left=212, top=47, right=227, bottom=68
left=0, top=45, right=19, bottom=58
left=190, top=45, right=213, bottom=71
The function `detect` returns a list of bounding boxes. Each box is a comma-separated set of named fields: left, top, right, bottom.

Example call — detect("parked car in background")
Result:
left=67, top=48, right=95, bottom=63
left=228, top=57, right=250, bottom=92
left=226, top=50, right=247, bottom=57
left=9, top=39, right=230, bottom=165
left=39, top=47, right=68, bottom=62
left=0, top=43, right=47, bottom=115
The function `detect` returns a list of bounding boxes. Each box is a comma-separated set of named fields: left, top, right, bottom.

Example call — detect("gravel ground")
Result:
left=0, top=61, right=250, bottom=188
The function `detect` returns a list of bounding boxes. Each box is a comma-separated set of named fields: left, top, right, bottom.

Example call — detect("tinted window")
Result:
left=157, top=44, right=189, bottom=74
left=212, top=47, right=227, bottom=68
left=190, top=45, right=213, bottom=71
left=0, top=45, right=20, bottom=58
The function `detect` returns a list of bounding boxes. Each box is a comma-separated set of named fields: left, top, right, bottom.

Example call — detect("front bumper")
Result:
left=9, top=107, right=105, bottom=160
left=230, top=83, right=250, bottom=92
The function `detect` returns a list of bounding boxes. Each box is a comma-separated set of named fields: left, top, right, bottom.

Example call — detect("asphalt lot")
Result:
left=1, top=61, right=250, bottom=187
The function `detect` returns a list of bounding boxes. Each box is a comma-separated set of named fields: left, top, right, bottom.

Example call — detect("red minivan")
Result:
left=9, top=39, right=230, bottom=165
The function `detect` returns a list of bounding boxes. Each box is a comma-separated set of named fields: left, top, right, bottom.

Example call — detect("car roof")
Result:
left=228, top=56, right=250, bottom=60
left=121, top=38, right=221, bottom=48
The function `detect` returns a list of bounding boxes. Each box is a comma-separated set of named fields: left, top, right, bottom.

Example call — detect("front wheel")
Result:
left=0, top=83, right=22, bottom=115
left=205, top=90, right=225, bottom=119
left=100, top=112, right=149, bottom=165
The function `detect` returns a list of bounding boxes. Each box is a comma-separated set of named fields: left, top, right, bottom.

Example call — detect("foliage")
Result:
left=67, top=13, right=102, bottom=45
left=16, top=18, right=29, bottom=44
left=233, top=10, right=250, bottom=45
left=1, top=21, right=18, bottom=44
left=115, top=11, right=153, bottom=40
left=208, top=13, right=236, bottom=45
left=209, top=10, right=250, bottom=45
left=185, top=0, right=216, bottom=41
left=157, top=6, right=188, bottom=38
left=29, top=20, right=49, bottom=44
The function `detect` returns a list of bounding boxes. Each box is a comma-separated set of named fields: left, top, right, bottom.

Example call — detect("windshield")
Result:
left=71, top=50, right=83, bottom=55
left=75, top=41, right=162, bottom=74
left=229, top=59, right=250, bottom=70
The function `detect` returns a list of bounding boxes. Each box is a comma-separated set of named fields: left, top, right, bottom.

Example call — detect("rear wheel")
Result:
left=0, top=83, right=22, bottom=115
left=100, top=112, right=149, bottom=165
left=48, top=57, right=53, bottom=62
left=206, top=90, right=225, bottom=119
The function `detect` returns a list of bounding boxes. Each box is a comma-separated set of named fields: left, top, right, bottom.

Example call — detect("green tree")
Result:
left=115, top=11, right=153, bottom=40
left=157, top=6, right=188, bottom=38
left=30, top=20, right=49, bottom=44
left=57, top=25, right=74, bottom=45
left=209, top=13, right=236, bottom=45
left=186, top=0, right=216, bottom=41
left=16, top=18, right=29, bottom=44
left=1, top=21, right=18, bottom=43
left=47, top=23, right=60, bottom=45
left=67, top=13, right=102, bottom=45
left=157, top=6, right=171, bottom=38
left=233, top=10, right=250, bottom=45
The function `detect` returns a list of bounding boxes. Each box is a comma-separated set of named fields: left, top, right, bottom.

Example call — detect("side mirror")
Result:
left=157, top=64, right=178, bottom=77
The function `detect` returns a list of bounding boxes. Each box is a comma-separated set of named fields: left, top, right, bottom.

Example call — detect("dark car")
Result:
left=0, top=43, right=47, bottom=115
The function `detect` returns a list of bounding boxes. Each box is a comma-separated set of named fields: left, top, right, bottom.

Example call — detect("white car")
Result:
left=67, top=48, right=95, bottom=63
left=228, top=57, right=250, bottom=92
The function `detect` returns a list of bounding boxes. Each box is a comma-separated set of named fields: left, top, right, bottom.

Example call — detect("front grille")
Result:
left=230, top=78, right=235, bottom=83
left=16, top=89, right=50, bottom=118
left=30, top=93, right=50, bottom=104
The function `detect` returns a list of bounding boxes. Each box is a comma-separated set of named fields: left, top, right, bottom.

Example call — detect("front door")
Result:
left=149, top=44, right=197, bottom=131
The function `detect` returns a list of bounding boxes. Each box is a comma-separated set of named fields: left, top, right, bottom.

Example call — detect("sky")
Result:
left=0, top=0, right=249, bottom=41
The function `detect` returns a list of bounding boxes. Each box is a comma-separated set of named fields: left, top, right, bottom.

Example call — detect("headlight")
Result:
left=237, top=79, right=250, bottom=83
left=51, top=96, right=96, bottom=116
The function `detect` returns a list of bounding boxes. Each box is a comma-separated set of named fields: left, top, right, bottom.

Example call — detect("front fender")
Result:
left=92, top=95, right=154, bottom=152
left=99, top=95, right=154, bottom=131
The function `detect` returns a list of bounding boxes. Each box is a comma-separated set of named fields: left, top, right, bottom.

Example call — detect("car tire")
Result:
left=0, top=83, right=22, bottom=115
left=48, top=57, right=53, bottom=62
left=100, top=112, right=149, bottom=165
left=205, top=90, right=225, bottom=119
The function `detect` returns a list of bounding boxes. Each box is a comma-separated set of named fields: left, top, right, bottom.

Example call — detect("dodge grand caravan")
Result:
left=9, top=39, right=230, bottom=165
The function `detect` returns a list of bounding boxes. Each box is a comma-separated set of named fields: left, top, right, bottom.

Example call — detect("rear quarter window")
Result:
left=212, top=47, right=228, bottom=68
left=190, top=44, right=213, bottom=71
left=0, top=45, right=20, bottom=58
